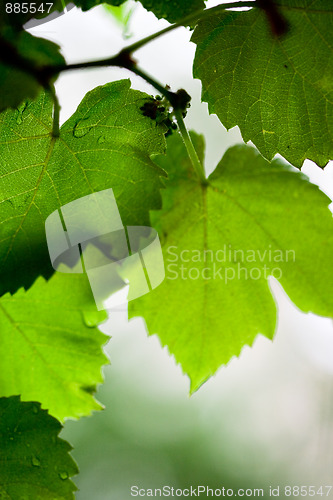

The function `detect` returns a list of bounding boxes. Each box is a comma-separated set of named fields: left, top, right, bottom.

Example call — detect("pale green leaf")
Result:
left=0, top=269, right=108, bottom=421
left=0, top=79, right=166, bottom=296
left=0, top=396, right=78, bottom=499
left=130, top=133, right=333, bottom=391
left=192, top=1, right=333, bottom=168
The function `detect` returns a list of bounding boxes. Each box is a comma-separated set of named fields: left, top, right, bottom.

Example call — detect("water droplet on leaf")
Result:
left=31, top=456, right=41, bottom=467
left=82, top=310, right=103, bottom=327
left=16, top=102, right=27, bottom=125
left=73, top=117, right=92, bottom=138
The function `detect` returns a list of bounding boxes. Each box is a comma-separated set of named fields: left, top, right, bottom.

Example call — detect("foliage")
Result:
left=0, top=0, right=332, bottom=495
left=130, top=133, right=333, bottom=390
left=0, top=270, right=108, bottom=421
left=0, top=396, right=78, bottom=499
left=0, top=29, right=64, bottom=111
left=192, top=1, right=333, bottom=167
left=135, top=0, right=205, bottom=23
left=0, top=81, right=166, bottom=295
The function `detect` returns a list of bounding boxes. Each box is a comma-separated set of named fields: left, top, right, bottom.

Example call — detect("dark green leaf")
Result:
left=73, top=0, right=126, bottom=10
left=192, top=1, right=333, bottom=167
left=0, top=28, right=65, bottom=112
left=130, top=133, right=333, bottom=391
left=0, top=396, right=78, bottom=499
left=135, top=0, right=204, bottom=23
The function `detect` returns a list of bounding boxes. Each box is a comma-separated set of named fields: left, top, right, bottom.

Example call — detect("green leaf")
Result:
left=0, top=396, right=78, bottom=499
left=72, top=0, right=126, bottom=10
left=134, top=0, right=204, bottom=23
left=130, top=133, right=333, bottom=391
left=0, top=79, right=166, bottom=296
left=104, top=1, right=133, bottom=28
left=192, top=1, right=333, bottom=168
left=0, top=268, right=108, bottom=421
left=0, top=28, right=65, bottom=112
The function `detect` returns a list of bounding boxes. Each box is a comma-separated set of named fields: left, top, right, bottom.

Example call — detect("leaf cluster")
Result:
left=0, top=0, right=332, bottom=496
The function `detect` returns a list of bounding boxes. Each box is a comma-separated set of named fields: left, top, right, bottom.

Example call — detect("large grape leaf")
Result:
left=0, top=267, right=108, bottom=421
left=192, top=1, right=333, bottom=168
left=130, top=133, right=333, bottom=391
left=0, top=28, right=65, bottom=111
left=0, top=79, right=166, bottom=296
left=0, top=396, right=78, bottom=499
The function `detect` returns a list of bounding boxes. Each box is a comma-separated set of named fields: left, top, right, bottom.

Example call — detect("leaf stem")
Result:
left=129, top=65, right=173, bottom=99
left=59, top=57, right=175, bottom=102
left=124, top=1, right=256, bottom=54
left=50, top=1, right=256, bottom=77
left=49, top=85, right=60, bottom=138
left=4, top=1, right=256, bottom=144
left=174, top=109, right=207, bottom=185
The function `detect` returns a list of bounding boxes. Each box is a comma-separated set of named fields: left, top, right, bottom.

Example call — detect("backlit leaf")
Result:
left=0, top=269, right=108, bottom=421
left=130, top=133, right=333, bottom=390
left=192, top=1, right=333, bottom=167
left=0, top=79, right=166, bottom=296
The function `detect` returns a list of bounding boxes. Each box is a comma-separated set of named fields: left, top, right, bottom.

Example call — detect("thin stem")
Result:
left=5, top=1, right=256, bottom=144
left=58, top=57, right=174, bottom=101
left=129, top=66, right=173, bottom=100
left=56, top=56, right=172, bottom=101
left=174, top=109, right=207, bottom=185
left=125, top=1, right=256, bottom=54
left=49, top=1, right=256, bottom=76
left=49, top=85, right=60, bottom=138
left=58, top=57, right=117, bottom=73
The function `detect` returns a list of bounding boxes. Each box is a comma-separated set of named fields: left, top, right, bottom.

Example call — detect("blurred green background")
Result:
left=61, top=300, right=333, bottom=499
